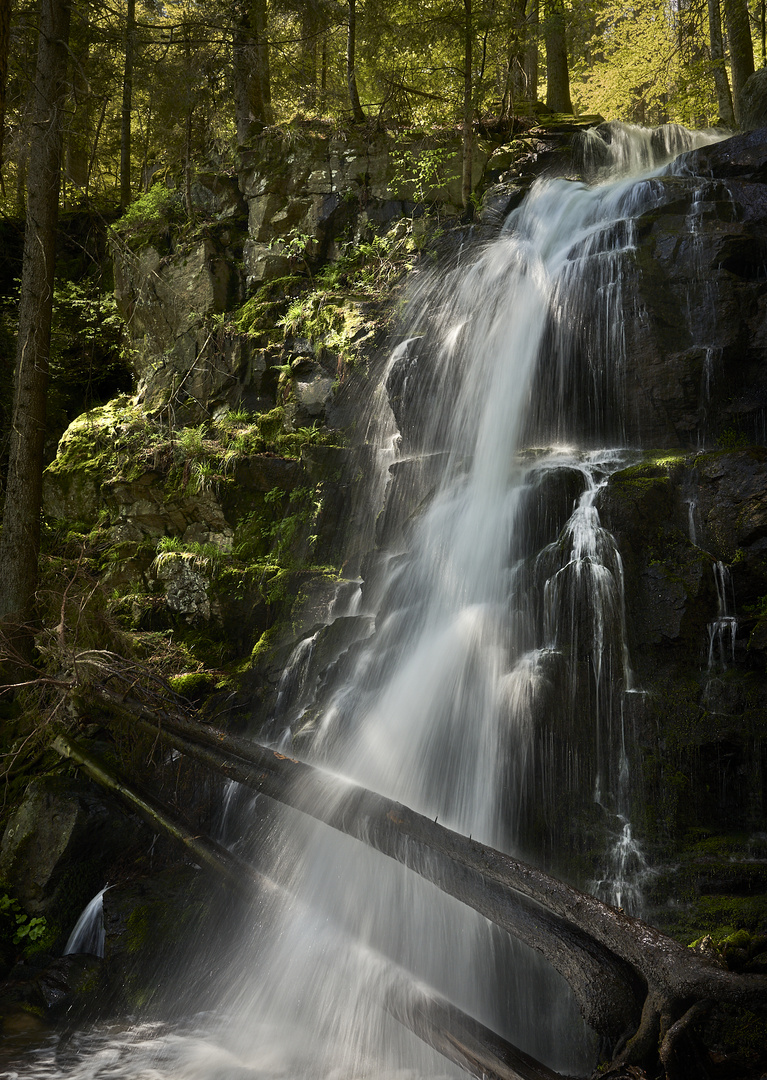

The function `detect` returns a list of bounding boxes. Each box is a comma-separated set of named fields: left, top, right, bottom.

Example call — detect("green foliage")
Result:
left=570, top=0, right=720, bottom=126
left=152, top=537, right=223, bottom=574
left=115, top=186, right=184, bottom=238
left=716, top=427, right=750, bottom=450
left=391, top=146, right=458, bottom=208
left=0, top=893, right=54, bottom=959
left=49, top=280, right=131, bottom=416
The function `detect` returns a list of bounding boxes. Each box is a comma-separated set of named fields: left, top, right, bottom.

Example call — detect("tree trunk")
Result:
left=524, top=0, right=539, bottom=110
left=95, top=688, right=767, bottom=1070
left=723, top=0, right=755, bottom=123
left=119, top=0, right=135, bottom=210
left=85, top=95, right=109, bottom=198
left=347, top=0, right=365, bottom=123
left=52, top=734, right=259, bottom=897
left=544, top=0, right=572, bottom=113
left=385, top=978, right=573, bottom=1080
left=300, top=0, right=320, bottom=109
left=232, top=0, right=272, bottom=141
left=0, top=0, right=73, bottom=658
left=98, top=691, right=642, bottom=1039
left=0, top=0, right=11, bottom=188
left=462, top=0, right=473, bottom=209
left=708, top=0, right=736, bottom=127
left=503, top=0, right=530, bottom=120
left=51, top=730, right=578, bottom=1080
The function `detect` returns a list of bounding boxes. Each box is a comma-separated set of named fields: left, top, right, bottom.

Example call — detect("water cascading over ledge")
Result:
left=17, top=123, right=767, bottom=1079
left=203, top=123, right=729, bottom=1079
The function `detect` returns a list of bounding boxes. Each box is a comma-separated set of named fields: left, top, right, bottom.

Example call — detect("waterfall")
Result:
left=64, top=887, right=107, bottom=958
left=204, top=122, right=724, bottom=1079
left=13, top=122, right=726, bottom=1079
left=707, top=560, right=738, bottom=671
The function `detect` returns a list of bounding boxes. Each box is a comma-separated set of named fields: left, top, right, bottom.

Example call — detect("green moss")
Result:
left=251, top=625, right=281, bottom=664
left=45, top=397, right=164, bottom=483
left=705, top=1005, right=767, bottom=1065
left=113, top=187, right=185, bottom=253
left=658, top=892, right=767, bottom=946
left=125, top=904, right=150, bottom=955
left=168, top=672, right=218, bottom=698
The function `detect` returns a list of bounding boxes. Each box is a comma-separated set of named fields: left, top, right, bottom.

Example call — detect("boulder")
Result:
left=0, top=775, right=139, bottom=931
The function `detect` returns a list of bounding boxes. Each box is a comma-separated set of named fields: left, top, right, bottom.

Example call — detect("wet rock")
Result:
left=101, top=866, right=236, bottom=1014
left=477, top=181, right=527, bottom=225
left=289, top=366, right=335, bottom=424
left=375, top=454, right=447, bottom=546
left=230, top=453, right=301, bottom=494
left=517, top=464, right=587, bottom=557
left=0, top=954, right=102, bottom=1019
left=598, top=462, right=716, bottom=667
left=693, top=447, right=767, bottom=560
left=621, top=165, right=767, bottom=446
left=679, top=126, right=767, bottom=181
left=0, top=776, right=139, bottom=929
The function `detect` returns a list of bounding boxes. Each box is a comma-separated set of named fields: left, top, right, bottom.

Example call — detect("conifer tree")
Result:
left=0, top=0, right=73, bottom=660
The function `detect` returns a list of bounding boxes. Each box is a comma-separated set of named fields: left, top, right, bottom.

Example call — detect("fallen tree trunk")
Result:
left=54, top=729, right=572, bottom=1080
left=384, top=976, right=575, bottom=1080
left=94, top=687, right=767, bottom=1060
left=52, top=732, right=260, bottom=900
left=94, top=689, right=639, bottom=1037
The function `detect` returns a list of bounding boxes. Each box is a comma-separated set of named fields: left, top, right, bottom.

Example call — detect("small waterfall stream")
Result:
left=10, top=122, right=727, bottom=1079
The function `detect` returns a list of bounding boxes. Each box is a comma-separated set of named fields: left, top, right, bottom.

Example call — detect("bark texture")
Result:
left=54, top=727, right=576, bottom=1080
left=0, top=0, right=11, bottom=183
left=347, top=0, right=365, bottom=123
left=462, top=0, right=474, bottom=208
left=708, top=0, right=736, bottom=127
left=544, top=0, right=572, bottom=113
left=92, top=687, right=767, bottom=1070
left=232, top=0, right=273, bottom=141
left=119, top=0, right=135, bottom=210
left=723, top=0, right=755, bottom=123
left=0, top=0, right=73, bottom=645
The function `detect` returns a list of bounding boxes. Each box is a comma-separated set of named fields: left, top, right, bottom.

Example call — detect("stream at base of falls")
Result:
left=4, top=122, right=727, bottom=1080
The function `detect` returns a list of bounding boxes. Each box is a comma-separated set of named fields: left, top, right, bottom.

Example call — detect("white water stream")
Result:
left=7, top=123, right=726, bottom=1080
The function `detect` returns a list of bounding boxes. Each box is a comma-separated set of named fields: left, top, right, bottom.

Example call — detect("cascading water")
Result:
left=11, top=122, right=727, bottom=1079
left=707, top=560, right=738, bottom=672
left=64, top=888, right=108, bottom=959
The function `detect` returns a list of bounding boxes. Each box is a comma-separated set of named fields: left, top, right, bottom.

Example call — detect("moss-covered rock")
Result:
left=0, top=775, right=140, bottom=936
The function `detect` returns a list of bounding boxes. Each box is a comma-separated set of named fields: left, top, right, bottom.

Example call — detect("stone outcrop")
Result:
left=621, top=130, right=767, bottom=446
left=0, top=775, right=139, bottom=928
left=237, top=127, right=491, bottom=285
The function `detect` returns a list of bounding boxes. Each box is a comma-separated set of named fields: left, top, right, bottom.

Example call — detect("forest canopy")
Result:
left=0, top=0, right=762, bottom=217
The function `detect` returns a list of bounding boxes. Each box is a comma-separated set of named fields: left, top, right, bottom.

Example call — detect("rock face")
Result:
left=112, top=128, right=495, bottom=426
left=11, top=123, right=767, bottom=1045
left=237, top=127, right=491, bottom=286
left=621, top=130, right=767, bottom=446
left=113, top=232, right=247, bottom=425
left=0, top=776, right=139, bottom=930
